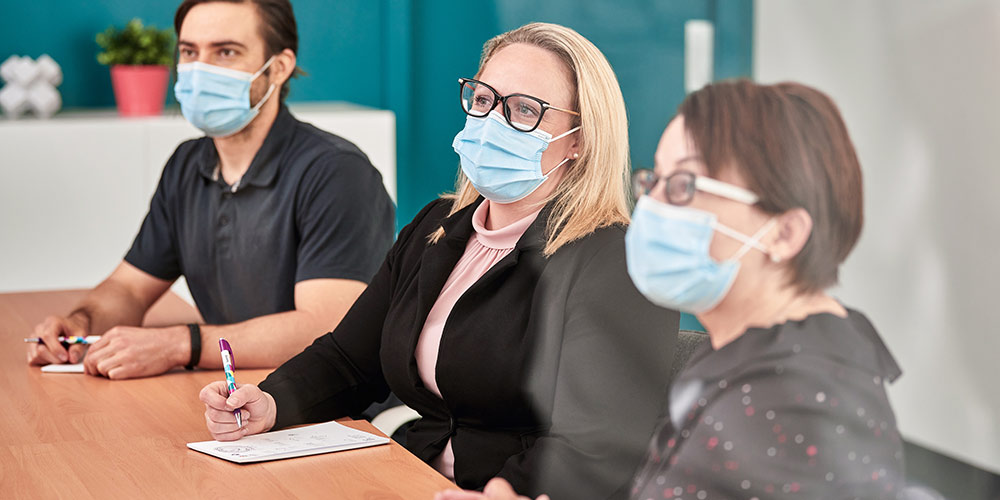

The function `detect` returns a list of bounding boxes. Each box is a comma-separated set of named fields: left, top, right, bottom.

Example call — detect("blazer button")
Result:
left=219, top=215, right=230, bottom=226
left=448, top=417, right=456, bottom=434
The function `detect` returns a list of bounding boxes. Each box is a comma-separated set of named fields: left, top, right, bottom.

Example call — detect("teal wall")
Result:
left=2, top=0, right=751, bottom=330
left=0, top=0, right=387, bottom=109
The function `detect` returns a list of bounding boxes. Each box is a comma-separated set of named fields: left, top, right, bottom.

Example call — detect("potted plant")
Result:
left=96, top=19, right=175, bottom=117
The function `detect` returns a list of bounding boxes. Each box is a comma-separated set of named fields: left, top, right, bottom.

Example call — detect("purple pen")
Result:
left=219, top=338, right=242, bottom=429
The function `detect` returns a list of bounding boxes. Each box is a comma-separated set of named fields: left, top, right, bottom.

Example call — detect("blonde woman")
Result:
left=199, top=22, right=678, bottom=498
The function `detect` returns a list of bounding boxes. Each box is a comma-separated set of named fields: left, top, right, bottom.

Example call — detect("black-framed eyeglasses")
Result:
left=458, top=77, right=580, bottom=133
left=632, top=169, right=760, bottom=206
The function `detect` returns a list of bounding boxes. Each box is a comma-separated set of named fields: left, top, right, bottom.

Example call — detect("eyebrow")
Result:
left=177, top=39, right=248, bottom=49
left=675, top=155, right=703, bottom=166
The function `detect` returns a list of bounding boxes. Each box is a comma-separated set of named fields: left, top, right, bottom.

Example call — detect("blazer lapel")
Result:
left=407, top=199, right=480, bottom=395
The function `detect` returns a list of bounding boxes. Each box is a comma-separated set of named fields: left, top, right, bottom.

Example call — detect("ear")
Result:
left=269, top=48, right=297, bottom=87
left=565, top=132, right=581, bottom=163
left=766, top=207, right=812, bottom=264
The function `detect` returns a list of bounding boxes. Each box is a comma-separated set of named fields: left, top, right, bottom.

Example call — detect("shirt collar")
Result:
left=439, top=197, right=551, bottom=253
left=195, top=104, right=296, bottom=190
left=679, top=308, right=902, bottom=384
left=470, top=200, right=542, bottom=250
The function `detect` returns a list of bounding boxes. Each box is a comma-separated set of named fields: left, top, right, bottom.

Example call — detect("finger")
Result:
left=84, top=336, right=112, bottom=361
left=205, top=413, right=243, bottom=434
left=96, top=352, right=124, bottom=378
left=107, top=364, right=136, bottom=380
left=434, top=491, right=487, bottom=500
left=83, top=355, right=99, bottom=376
left=83, top=339, right=113, bottom=372
left=536, top=495, right=550, bottom=500
left=27, top=343, right=63, bottom=366
left=199, top=382, right=231, bottom=409
left=68, top=344, right=87, bottom=364
left=35, top=320, right=69, bottom=362
left=64, top=320, right=87, bottom=338
left=225, top=384, right=262, bottom=410
left=482, top=478, right=517, bottom=497
left=211, top=426, right=249, bottom=442
left=205, top=407, right=241, bottom=424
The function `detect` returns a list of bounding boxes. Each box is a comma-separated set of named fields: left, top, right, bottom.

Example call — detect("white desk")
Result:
left=0, top=102, right=395, bottom=298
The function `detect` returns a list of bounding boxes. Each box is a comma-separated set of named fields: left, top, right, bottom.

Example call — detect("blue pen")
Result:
left=219, top=338, right=242, bottom=429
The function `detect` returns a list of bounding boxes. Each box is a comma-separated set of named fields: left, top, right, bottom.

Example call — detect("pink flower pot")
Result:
left=110, top=65, right=169, bottom=117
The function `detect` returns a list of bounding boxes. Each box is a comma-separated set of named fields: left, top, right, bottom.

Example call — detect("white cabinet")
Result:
left=0, top=102, right=395, bottom=297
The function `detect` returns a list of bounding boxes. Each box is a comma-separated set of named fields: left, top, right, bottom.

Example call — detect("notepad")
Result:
left=186, top=420, right=390, bottom=463
left=40, top=363, right=85, bottom=373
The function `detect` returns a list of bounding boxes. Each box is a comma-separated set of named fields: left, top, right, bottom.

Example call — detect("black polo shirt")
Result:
left=124, top=105, right=395, bottom=325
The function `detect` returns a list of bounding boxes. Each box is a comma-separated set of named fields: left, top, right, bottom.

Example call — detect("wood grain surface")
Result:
left=0, top=289, right=454, bottom=499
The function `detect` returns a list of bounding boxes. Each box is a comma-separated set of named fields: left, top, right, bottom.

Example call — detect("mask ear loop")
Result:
left=541, top=126, right=581, bottom=177
left=539, top=128, right=580, bottom=177
left=252, top=84, right=277, bottom=111
left=251, top=55, right=277, bottom=80
left=249, top=56, right=278, bottom=111
left=719, top=217, right=777, bottom=261
left=547, top=126, right=580, bottom=143
left=542, top=156, right=573, bottom=177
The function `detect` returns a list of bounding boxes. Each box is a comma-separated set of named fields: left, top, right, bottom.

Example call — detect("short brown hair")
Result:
left=678, top=79, right=864, bottom=293
left=174, top=0, right=301, bottom=100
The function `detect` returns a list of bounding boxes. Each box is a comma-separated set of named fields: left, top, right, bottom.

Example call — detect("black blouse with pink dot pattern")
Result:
left=631, top=308, right=904, bottom=500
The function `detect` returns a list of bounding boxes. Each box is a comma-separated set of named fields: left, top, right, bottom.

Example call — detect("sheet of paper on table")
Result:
left=40, top=363, right=85, bottom=373
left=187, top=420, right=390, bottom=464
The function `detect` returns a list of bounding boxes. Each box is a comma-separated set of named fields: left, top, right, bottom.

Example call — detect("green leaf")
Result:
left=95, top=18, right=175, bottom=66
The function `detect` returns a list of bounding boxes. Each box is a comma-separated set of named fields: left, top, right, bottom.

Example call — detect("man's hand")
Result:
left=27, top=314, right=91, bottom=365
left=83, top=325, right=189, bottom=379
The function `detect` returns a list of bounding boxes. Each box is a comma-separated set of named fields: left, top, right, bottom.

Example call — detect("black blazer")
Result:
left=259, top=197, right=679, bottom=499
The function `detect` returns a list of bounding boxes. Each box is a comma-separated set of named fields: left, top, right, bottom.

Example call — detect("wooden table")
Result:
left=0, top=290, right=455, bottom=499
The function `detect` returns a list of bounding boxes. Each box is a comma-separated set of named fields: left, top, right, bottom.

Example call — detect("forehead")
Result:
left=478, top=43, right=575, bottom=108
left=179, top=2, right=262, bottom=46
left=654, top=116, right=705, bottom=175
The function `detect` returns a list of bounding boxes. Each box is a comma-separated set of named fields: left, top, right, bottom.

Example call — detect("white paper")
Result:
left=40, top=363, right=84, bottom=373
left=186, top=420, right=390, bottom=464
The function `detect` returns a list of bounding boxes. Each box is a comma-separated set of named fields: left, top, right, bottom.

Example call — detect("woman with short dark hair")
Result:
left=624, top=79, right=903, bottom=500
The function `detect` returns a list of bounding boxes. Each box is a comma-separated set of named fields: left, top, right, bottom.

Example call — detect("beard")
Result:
left=249, top=70, right=274, bottom=108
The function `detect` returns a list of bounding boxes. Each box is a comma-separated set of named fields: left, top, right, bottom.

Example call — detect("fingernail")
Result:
left=59, top=353, right=68, bottom=362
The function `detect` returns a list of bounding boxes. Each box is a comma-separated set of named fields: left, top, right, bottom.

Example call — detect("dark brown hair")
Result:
left=678, top=79, right=864, bottom=293
left=174, top=0, right=301, bottom=100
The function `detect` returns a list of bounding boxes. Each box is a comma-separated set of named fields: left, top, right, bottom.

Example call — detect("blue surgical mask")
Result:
left=174, top=56, right=276, bottom=137
left=452, top=111, right=580, bottom=204
left=625, top=196, right=776, bottom=313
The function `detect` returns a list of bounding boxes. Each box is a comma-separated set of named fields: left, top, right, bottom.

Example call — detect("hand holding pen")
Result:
left=198, top=339, right=278, bottom=441
left=24, top=336, right=101, bottom=345
left=25, top=314, right=92, bottom=365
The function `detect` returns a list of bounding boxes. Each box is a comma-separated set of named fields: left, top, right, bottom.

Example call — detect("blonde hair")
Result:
left=429, top=22, right=631, bottom=256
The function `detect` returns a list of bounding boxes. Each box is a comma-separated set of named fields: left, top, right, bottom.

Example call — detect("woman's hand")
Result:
left=199, top=381, right=276, bottom=440
left=434, top=478, right=549, bottom=500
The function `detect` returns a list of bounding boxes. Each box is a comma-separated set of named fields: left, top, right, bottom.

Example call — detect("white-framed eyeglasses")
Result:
left=632, top=168, right=759, bottom=205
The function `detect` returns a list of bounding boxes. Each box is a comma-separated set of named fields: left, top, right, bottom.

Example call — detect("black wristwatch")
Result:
left=185, top=323, right=201, bottom=371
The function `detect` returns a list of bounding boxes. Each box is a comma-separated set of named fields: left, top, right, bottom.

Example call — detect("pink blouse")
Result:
left=414, top=200, right=541, bottom=479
